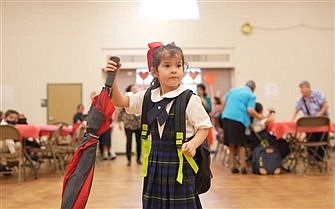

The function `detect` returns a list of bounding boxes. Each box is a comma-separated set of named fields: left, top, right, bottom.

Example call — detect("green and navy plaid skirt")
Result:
left=142, top=105, right=202, bottom=209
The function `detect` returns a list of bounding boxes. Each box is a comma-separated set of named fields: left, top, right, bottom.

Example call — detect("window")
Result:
left=136, top=67, right=202, bottom=92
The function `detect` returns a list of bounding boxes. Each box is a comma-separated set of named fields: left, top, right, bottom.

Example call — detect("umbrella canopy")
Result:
left=61, top=58, right=119, bottom=209
left=61, top=135, right=98, bottom=209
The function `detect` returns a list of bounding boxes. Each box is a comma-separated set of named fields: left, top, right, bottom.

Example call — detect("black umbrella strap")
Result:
left=87, top=132, right=99, bottom=139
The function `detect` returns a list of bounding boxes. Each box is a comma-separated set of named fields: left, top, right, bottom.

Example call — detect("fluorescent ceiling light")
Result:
left=140, top=0, right=199, bottom=20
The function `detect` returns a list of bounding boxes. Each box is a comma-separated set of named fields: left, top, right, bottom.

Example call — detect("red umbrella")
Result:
left=61, top=57, right=119, bottom=209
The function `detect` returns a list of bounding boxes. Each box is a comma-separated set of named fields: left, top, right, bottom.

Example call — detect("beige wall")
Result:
left=2, top=1, right=334, bottom=125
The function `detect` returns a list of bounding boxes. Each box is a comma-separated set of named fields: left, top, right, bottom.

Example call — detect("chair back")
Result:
left=0, top=125, right=22, bottom=163
left=50, top=124, right=64, bottom=145
left=0, top=125, right=21, bottom=141
left=73, top=124, right=85, bottom=142
left=296, top=116, right=330, bottom=133
left=0, top=125, right=23, bottom=183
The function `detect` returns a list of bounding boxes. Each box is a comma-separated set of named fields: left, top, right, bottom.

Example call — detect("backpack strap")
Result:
left=175, top=89, right=199, bottom=184
left=140, top=87, right=155, bottom=177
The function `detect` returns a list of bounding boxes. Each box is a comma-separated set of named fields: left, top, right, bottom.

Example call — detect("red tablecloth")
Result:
left=15, top=124, right=73, bottom=139
left=268, top=122, right=335, bottom=139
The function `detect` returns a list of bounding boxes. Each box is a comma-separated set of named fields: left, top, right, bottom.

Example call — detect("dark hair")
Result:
left=76, top=104, right=84, bottom=110
left=197, top=83, right=207, bottom=96
left=214, top=97, right=222, bottom=105
left=125, top=84, right=135, bottom=93
left=255, top=102, right=263, bottom=113
left=5, top=109, right=19, bottom=118
left=150, top=44, right=185, bottom=88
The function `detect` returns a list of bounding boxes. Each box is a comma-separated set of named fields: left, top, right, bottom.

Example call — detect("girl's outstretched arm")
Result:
left=182, top=128, right=209, bottom=157
left=104, top=59, right=129, bottom=108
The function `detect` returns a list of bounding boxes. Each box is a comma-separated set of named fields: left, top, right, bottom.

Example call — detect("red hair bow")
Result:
left=146, top=42, right=175, bottom=71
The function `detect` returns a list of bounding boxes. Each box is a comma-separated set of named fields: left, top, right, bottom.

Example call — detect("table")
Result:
left=268, top=122, right=335, bottom=139
left=14, top=124, right=73, bottom=179
left=268, top=122, right=335, bottom=174
left=15, top=124, right=73, bottom=139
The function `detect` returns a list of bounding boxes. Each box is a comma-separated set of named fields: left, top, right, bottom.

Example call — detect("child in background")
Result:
left=249, top=103, right=290, bottom=160
left=1, top=109, right=19, bottom=125
left=0, top=109, right=20, bottom=174
left=104, top=43, right=211, bottom=209
left=249, top=103, right=275, bottom=149
left=251, top=103, right=275, bottom=133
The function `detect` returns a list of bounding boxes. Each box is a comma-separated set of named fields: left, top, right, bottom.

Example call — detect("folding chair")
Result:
left=0, top=125, right=23, bottom=183
left=48, top=124, right=75, bottom=173
left=294, top=116, right=330, bottom=175
left=15, top=124, right=45, bottom=180
left=71, top=124, right=85, bottom=149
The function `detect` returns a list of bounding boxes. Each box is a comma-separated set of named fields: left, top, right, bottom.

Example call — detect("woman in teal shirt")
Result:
left=197, top=84, right=212, bottom=113
left=221, top=81, right=263, bottom=174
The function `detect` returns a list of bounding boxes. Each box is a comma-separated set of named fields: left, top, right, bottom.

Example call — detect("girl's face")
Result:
left=153, top=53, right=184, bottom=93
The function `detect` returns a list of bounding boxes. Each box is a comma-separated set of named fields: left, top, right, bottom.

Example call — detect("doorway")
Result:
left=47, top=83, right=82, bottom=125
left=201, top=68, right=233, bottom=98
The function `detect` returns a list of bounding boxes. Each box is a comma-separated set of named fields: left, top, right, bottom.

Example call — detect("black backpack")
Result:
left=175, top=89, right=213, bottom=194
left=251, top=133, right=282, bottom=175
left=141, top=88, right=212, bottom=194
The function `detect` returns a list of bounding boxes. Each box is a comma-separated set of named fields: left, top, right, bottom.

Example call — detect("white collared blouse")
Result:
left=126, top=85, right=212, bottom=138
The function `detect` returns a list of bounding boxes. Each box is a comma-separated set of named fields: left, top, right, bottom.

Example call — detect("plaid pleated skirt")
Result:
left=142, top=115, right=202, bottom=209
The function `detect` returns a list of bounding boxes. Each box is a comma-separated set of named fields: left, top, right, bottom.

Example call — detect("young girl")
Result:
left=104, top=43, right=212, bottom=209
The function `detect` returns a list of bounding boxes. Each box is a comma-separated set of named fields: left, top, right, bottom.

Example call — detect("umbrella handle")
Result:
left=105, top=56, right=120, bottom=88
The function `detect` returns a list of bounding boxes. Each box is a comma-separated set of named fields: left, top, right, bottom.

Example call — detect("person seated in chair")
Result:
left=248, top=103, right=275, bottom=149
left=0, top=109, right=19, bottom=125
left=17, top=113, right=28, bottom=124
left=249, top=103, right=290, bottom=161
left=0, top=109, right=20, bottom=175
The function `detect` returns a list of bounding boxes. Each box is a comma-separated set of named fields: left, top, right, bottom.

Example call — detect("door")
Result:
left=47, top=83, right=82, bottom=125
left=202, top=68, right=233, bottom=98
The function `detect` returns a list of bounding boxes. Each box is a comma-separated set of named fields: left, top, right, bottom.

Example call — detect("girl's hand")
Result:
left=103, top=58, right=122, bottom=73
left=181, top=141, right=196, bottom=157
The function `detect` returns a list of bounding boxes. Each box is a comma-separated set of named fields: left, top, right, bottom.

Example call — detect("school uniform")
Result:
left=126, top=85, right=212, bottom=209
